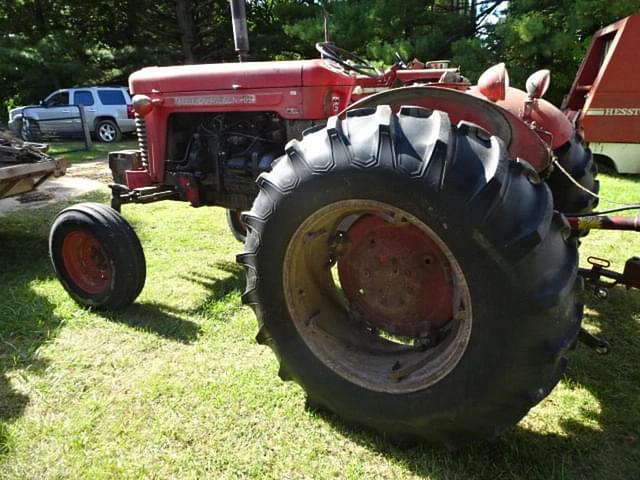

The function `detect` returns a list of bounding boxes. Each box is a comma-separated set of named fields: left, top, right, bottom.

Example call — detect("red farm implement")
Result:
left=563, top=14, right=640, bottom=173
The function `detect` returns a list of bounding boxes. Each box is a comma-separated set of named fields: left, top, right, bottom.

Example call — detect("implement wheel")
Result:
left=238, top=106, right=582, bottom=447
left=49, top=203, right=145, bottom=309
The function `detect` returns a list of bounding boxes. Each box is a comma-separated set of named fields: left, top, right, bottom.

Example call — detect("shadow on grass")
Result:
left=187, top=260, right=246, bottom=312
left=0, top=225, right=61, bottom=457
left=95, top=262, right=245, bottom=343
left=99, top=303, right=202, bottom=344
left=0, top=192, right=122, bottom=457
left=299, top=285, right=640, bottom=479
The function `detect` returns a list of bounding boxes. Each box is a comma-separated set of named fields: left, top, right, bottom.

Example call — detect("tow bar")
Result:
left=567, top=215, right=640, bottom=354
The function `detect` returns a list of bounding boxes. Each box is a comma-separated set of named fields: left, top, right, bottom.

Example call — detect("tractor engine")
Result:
left=165, top=112, right=288, bottom=209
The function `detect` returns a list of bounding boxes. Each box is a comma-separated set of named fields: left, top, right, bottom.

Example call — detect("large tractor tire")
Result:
left=49, top=203, right=145, bottom=310
left=547, top=133, right=599, bottom=215
left=237, top=106, right=582, bottom=447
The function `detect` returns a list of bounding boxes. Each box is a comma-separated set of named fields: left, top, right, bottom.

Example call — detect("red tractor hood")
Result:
left=129, top=59, right=354, bottom=94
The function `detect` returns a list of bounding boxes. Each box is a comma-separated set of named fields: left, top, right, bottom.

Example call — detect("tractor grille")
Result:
left=135, top=114, right=148, bottom=168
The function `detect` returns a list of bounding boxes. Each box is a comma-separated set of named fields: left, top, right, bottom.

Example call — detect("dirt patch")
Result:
left=17, top=190, right=56, bottom=203
left=66, top=160, right=113, bottom=183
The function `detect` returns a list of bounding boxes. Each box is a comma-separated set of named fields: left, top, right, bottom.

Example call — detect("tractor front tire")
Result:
left=49, top=203, right=145, bottom=310
left=238, top=106, right=582, bottom=447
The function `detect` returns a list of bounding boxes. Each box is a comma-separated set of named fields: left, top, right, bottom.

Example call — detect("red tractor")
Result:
left=48, top=4, right=638, bottom=447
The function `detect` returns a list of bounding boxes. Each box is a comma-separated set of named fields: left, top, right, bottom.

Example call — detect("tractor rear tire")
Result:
left=49, top=203, right=145, bottom=310
left=547, top=133, right=599, bottom=215
left=238, top=106, right=582, bottom=447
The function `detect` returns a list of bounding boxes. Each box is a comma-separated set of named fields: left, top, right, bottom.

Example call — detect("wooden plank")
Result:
left=0, top=159, right=57, bottom=180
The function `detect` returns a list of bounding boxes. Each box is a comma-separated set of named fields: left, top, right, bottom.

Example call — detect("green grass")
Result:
left=48, top=139, right=138, bottom=163
left=1, top=175, right=639, bottom=479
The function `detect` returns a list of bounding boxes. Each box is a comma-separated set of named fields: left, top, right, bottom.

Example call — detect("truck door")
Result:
left=36, top=90, right=74, bottom=135
left=72, top=90, right=97, bottom=133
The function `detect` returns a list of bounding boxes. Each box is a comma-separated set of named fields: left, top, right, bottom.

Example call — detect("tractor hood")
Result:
left=129, top=59, right=354, bottom=94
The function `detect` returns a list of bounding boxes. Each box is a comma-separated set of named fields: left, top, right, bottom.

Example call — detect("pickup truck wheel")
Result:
left=238, top=106, right=582, bottom=447
left=17, top=119, right=27, bottom=140
left=96, top=119, right=122, bottom=143
left=226, top=209, right=247, bottom=242
left=19, top=118, right=41, bottom=142
left=49, top=203, right=145, bottom=309
left=548, top=133, right=599, bottom=215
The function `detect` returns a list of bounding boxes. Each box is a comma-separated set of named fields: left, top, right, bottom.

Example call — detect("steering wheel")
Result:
left=394, top=51, right=408, bottom=69
left=316, top=42, right=383, bottom=78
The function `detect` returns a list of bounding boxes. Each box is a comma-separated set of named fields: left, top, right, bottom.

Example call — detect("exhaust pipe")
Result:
left=230, top=0, right=249, bottom=62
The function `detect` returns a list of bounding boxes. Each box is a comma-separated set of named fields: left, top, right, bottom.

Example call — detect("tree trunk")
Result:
left=176, top=0, right=196, bottom=64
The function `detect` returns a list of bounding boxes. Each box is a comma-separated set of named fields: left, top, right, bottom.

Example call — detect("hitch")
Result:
left=568, top=214, right=640, bottom=294
left=108, top=183, right=178, bottom=212
left=580, top=256, right=640, bottom=298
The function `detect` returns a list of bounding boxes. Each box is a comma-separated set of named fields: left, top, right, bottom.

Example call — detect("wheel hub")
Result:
left=61, top=229, right=112, bottom=294
left=337, top=215, right=454, bottom=337
left=283, top=200, right=472, bottom=393
left=99, top=124, right=116, bottom=142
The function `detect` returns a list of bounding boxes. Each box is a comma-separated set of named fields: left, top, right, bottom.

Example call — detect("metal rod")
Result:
left=229, top=0, right=249, bottom=62
left=323, top=5, right=330, bottom=42
left=568, top=215, right=640, bottom=232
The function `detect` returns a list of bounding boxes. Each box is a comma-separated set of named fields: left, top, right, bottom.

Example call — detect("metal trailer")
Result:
left=0, top=132, right=67, bottom=201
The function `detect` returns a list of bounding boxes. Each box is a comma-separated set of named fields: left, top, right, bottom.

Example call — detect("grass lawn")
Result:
left=0, top=174, right=639, bottom=479
left=48, top=138, right=138, bottom=163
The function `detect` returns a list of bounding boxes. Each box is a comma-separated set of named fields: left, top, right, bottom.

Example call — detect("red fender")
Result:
left=343, top=86, right=551, bottom=172
left=471, top=86, right=574, bottom=150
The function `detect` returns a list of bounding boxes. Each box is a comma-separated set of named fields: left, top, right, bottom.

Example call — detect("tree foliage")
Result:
left=476, top=0, right=640, bottom=104
left=1, top=0, right=639, bottom=118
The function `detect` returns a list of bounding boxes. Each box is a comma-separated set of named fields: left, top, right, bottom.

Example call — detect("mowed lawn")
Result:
left=1, top=173, right=639, bottom=479
left=47, top=139, right=138, bottom=163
